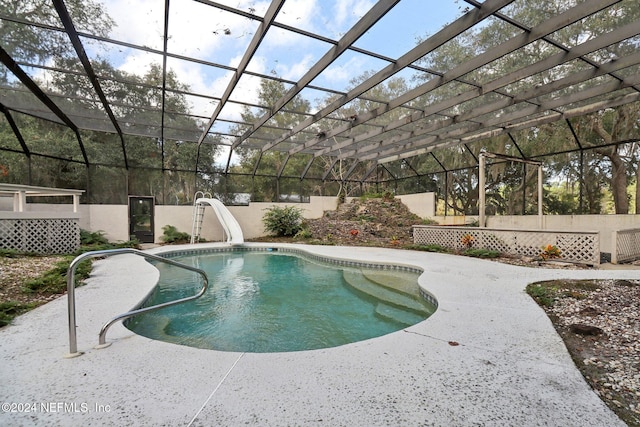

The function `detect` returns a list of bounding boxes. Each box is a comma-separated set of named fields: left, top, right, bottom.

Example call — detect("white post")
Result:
left=538, top=164, right=543, bottom=229
left=479, top=154, right=486, bottom=228
left=73, top=195, right=80, bottom=213
left=16, top=191, right=26, bottom=212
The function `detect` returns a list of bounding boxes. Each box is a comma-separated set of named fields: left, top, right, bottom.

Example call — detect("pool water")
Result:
left=126, top=250, right=436, bottom=353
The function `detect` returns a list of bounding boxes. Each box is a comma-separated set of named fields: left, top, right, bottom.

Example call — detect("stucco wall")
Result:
left=13, top=194, right=634, bottom=254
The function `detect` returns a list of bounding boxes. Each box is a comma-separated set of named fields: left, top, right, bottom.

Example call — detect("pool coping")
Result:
left=1, top=242, right=637, bottom=426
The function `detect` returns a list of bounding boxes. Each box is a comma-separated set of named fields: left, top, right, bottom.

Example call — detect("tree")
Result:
left=229, top=78, right=313, bottom=201
left=0, top=0, right=113, bottom=81
left=410, top=0, right=640, bottom=214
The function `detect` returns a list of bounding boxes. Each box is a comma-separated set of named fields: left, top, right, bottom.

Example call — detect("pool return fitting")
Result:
left=65, top=248, right=208, bottom=358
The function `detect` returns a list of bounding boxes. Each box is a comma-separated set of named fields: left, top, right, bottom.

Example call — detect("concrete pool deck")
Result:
left=1, top=243, right=638, bottom=426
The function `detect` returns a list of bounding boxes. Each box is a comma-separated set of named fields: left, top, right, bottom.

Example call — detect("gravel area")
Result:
left=0, top=255, right=65, bottom=305
left=538, top=278, right=640, bottom=426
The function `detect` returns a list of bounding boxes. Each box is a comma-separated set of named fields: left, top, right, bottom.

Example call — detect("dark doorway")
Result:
left=129, top=196, right=155, bottom=243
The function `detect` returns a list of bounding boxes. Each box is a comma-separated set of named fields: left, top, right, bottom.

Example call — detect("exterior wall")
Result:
left=87, top=205, right=129, bottom=242
left=154, top=196, right=339, bottom=243
left=397, top=193, right=436, bottom=218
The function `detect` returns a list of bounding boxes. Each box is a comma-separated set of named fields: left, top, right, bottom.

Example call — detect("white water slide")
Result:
left=191, top=197, right=244, bottom=244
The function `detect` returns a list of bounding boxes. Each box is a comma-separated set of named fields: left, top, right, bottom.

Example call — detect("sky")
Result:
left=98, top=0, right=462, bottom=124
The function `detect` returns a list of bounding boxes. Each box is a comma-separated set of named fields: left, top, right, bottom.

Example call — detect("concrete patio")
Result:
left=1, top=243, right=637, bottom=426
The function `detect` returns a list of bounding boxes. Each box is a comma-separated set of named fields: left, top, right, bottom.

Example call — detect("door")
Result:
left=129, top=196, right=155, bottom=243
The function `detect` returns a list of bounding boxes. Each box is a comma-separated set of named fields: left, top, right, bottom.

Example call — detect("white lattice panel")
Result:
left=613, top=228, right=640, bottom=264
left=413, top=225, right=600, bottom=265
left=0, top=219, right=80, bottom=254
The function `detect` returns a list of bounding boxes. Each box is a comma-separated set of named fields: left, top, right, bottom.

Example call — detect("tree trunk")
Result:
left=636, top=159, right=640, bottom=214
left=592, top=118, right=629, bottom=214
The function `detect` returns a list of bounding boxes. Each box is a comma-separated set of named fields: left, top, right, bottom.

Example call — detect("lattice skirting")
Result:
left=0, top=219, right=80, bottom=254
left=413, top=225, right=600, bottom=265
left=613, top=228, right=640, bottom=264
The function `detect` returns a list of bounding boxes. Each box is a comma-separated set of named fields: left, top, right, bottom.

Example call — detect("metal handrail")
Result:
left=66, top=248, right=208, bottom=358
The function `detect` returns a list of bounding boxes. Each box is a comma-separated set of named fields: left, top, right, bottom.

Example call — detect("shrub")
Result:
left=23, top=256, right=92, bottom=294
left=80, top=229, right=109, bottom=245
left=262, top=205, right=304, bottom=237
left=463, top=248, right=500, bottom=258
left=540, top=244, right=561, bottom=260
left=161, top=225, right=191, bottom=244
left=0, top=301, right=38, bottom=327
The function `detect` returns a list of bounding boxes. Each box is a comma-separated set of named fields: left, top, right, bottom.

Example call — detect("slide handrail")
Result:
left=66, top=248, right=208, bottom=358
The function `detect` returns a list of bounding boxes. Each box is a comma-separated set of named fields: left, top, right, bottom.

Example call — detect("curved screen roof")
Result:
left=1, top=0, right=639, bottom=176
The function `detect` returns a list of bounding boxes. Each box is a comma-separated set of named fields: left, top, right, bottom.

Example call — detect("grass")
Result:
left=0, top=301, right=39, bottom=327
left=22, top=256, right=92, bottom=294
left=526, top=279, right=602, bottom=308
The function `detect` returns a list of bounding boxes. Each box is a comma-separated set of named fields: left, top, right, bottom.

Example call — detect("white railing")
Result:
left=611, top=228, right=640, bottom=264
left=412, top=225, right=600, bottom=265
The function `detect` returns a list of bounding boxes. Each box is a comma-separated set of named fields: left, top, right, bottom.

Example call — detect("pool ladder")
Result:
left=65, top=248, right=208, bottom=358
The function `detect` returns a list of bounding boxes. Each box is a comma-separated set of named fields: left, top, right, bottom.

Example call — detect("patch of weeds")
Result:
left=0, top=301, right=39, bottom=327
left=406, top=244, right=451, bottom=253
left=294, top=228, right=313, bottom=239
left=420, top=218, right=439, bottom=225
left=23, top=257, right=92, bottom=294
left=463, top=248, right=500, bottom=258
left=0, top=248, right=22, bottom=258
left=357, top=214, right=375, bottom=222
left=526, top=282, right=558, bottom=307
left=527, top=280, right=602, bottom=309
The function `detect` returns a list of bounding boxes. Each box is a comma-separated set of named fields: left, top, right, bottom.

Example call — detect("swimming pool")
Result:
left=126, top=247, right=437, bottom=352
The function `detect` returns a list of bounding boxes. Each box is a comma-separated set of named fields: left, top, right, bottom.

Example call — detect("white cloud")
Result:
left=333, top=0, right=376, bottom=30
left=277, top=54, right=316, bottom=80
left=321, top=55, right=368, bottom=85
left=276, top=0, right=318, bottom=28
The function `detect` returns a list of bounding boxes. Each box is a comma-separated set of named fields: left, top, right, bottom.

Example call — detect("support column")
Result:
left=479, top=154, right=486, bottom=228
left=538, top=164, right=543, bottom=229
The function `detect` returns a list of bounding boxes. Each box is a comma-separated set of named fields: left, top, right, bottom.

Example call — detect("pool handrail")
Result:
left=66, top=248, right=208, bottom=358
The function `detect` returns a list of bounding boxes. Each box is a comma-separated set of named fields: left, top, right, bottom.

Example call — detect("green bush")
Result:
left=23, top=256, right=92, bottom=294
left=262, top=205, right=304, bottom=237
left=80, top=229, right=109, bottom=245
left=161, top=225, right=191, bottom=244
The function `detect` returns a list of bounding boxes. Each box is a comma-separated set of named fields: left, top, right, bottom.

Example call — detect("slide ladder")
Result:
left=190, top=193, right=244, bottom=245
left=190, top=191, right=210, bottom=244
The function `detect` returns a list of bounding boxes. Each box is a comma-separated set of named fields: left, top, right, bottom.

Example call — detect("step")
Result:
left=361, top=269, right=421, bottom=297
left=374, top=302, right=427, bottom=327
left=343, top=270, right=431, bottom=315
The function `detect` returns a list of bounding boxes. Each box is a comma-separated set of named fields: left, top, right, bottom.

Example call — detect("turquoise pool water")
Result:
left=126, top=250, right=436, bottom=353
